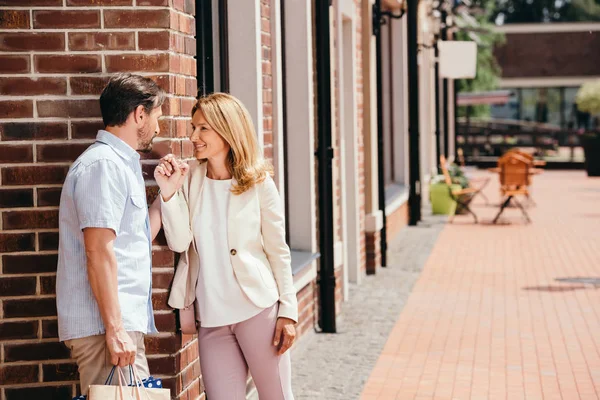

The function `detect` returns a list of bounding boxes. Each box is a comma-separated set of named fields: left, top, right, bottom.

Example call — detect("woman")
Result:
left=154, top=93, right=297, bottom=400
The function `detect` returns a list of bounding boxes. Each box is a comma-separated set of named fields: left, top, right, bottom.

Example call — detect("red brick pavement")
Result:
left=361, top=171, right=600, bottom=400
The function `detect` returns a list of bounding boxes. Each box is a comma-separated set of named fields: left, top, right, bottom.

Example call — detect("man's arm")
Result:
left=149, top=196, right=162, bottom=241
left=83, top=227, right=136, bottom=368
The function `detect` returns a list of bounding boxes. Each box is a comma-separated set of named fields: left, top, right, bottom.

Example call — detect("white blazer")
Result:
left=162, top=161, right=298, bottom=322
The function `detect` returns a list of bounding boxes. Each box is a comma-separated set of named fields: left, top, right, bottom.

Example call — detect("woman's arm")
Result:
left=258, top=176, right=298, bottom=323
left=155, top=156, right=193, bottom=253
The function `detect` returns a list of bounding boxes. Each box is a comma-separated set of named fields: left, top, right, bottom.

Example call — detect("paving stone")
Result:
left=291, top=209, right=446, bottom=399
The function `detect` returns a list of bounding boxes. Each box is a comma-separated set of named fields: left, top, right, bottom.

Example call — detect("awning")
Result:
left=457, top=90, right=513, bottom=106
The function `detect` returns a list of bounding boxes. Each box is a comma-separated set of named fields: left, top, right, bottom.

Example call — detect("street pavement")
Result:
left=291, top=210, right=446, bottom=399
left=361, top=170, right=600, bottom=400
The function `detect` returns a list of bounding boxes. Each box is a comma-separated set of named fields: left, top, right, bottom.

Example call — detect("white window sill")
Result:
left=385, top=183, right=409, bottom=215
left=291, top=250, right=319, bottom=292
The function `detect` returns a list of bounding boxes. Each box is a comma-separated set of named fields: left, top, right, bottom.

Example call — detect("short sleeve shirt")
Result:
left=56, top=130, right=157, bottom=341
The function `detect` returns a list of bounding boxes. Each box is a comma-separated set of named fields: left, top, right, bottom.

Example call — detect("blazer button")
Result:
left=230, top=249, right=237, bottom=256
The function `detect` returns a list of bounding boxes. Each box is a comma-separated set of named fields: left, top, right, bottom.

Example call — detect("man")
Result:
left=56, top=73, right=166, bottom=395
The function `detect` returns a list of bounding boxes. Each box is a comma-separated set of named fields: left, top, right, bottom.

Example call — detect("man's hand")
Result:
left=106, top=328, right=136, bottom=367
left=273, top=317, right=296, bottom=355
left=154, top=154, right=190, bottom=202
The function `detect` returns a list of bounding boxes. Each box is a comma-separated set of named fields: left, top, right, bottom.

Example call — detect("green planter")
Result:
left=430, top=182, right=461, bottom=215
left=582, top=134, right=600, bottom=177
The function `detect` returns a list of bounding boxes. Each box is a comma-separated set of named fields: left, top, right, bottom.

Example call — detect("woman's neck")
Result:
left=206, top=159, right=232, bottom=180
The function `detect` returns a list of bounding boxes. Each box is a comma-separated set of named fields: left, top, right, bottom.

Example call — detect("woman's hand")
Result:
left=273, top=317, right=296, bottom=355
left=154, top=154, right=189, bottom=201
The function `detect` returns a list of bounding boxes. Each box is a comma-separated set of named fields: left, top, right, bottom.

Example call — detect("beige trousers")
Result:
left=65, top=331, right=150, bottom=396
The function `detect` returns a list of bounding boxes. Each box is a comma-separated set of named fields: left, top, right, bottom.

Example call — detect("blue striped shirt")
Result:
left=57, top=130, right=157, bottom=341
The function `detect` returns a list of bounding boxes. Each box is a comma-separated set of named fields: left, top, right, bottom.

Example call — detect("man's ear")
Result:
left=133, top=105, right=145, bottom=125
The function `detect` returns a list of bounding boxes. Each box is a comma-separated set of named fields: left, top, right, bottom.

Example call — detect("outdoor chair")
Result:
left=502, top=148, right=543, bottom=205
left=456, top=148, right=491, bottom=205
left=440, top=155, right=478, bottom=223
left=492, top=153, right=532, bottom=224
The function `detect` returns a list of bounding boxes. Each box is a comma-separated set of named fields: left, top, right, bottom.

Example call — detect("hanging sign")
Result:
left=438, top=41, right=477, bottom=79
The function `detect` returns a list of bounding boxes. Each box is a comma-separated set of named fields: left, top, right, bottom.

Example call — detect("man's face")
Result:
left=137, top=106, right=162, bottom=152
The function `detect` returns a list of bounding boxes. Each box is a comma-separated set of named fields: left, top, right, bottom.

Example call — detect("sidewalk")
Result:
left=291, top=211, right=446, bottom=399
left=361, top=171, right=600, bottom=400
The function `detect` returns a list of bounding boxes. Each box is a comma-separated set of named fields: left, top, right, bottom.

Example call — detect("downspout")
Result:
left=196, top=0, right=214, bottom=95
left=315, top=0, right=336, bottom=333
left=407, top=0, right=422, bottom=225
left=218, top=0, right=229, bottom=92
left=374, top=0, right=388, bottom=267
left=441, top=10, right=450, bottom=158
left=434, top=38, right=442, bottom=170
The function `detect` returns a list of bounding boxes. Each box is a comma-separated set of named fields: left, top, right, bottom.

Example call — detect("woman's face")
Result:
left=190, top=111, right=230, bottom=161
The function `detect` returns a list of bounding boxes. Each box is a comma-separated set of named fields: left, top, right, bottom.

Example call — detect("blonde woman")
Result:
left=154, top=93, right=297, bottom=400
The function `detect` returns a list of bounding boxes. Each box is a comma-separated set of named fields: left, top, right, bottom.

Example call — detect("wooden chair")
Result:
left=492, top=153, right=532, bottom=224
left=503, top=148, right=542, bottom=205
left=456, top=148, right=491, bottom=205
left=440, top=155, right=479, bottom=223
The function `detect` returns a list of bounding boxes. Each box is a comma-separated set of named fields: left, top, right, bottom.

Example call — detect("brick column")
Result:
left=0, top=1, right=198, bottom=399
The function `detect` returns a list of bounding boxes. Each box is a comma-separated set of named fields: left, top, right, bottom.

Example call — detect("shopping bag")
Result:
left=88, top=366, right=170, bottom=400
left=73, top=366, right=167, bottom=400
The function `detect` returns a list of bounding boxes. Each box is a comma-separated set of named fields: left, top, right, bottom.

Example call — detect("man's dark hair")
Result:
left=99, top=73, right=166, bottom=127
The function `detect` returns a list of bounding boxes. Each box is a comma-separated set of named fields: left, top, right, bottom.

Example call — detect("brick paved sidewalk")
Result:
left=291, top=211, right=446, bottom=399
left=361, top=171, right=600, bottom=400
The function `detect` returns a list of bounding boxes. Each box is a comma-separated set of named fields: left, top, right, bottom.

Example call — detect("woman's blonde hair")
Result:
left=191, top=92, right=273, bottom=194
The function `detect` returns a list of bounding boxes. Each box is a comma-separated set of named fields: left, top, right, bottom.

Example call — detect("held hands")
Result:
left=154, top=154, right=190, bottom=202
left=105, top=328, right=136, bottom=367
left=273, top=317, right=297, bottom=355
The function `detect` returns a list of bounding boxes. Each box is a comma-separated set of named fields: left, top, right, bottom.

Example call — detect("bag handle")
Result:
left=104, top=365, right=148, bottom=400
left=129, top=365, right=150, bottom=400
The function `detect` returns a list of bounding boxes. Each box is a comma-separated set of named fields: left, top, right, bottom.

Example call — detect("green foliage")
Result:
left=455, top=0, right=506, bottom=118
left=575, top=80, right=600, bottom=114
left=491, top=0, right=600, bottom=23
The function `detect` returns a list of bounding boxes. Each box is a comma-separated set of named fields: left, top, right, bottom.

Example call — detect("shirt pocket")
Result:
left=128, top=193, right=148, bottom=229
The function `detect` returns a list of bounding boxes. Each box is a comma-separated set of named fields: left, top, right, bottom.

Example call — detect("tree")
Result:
left=455, top=0, right=506, bottom=118
left=491, top=0, right=600, bottom=24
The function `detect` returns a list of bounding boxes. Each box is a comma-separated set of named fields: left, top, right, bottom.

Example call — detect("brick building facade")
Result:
left=0, top=0, right=449, bottom=399
left=491, top=23, right=600, bottom=129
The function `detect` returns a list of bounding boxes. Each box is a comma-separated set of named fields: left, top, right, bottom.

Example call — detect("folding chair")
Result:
left=440, top=155, right=478, bottom=223
left=492, top=153, right=532, bottom=224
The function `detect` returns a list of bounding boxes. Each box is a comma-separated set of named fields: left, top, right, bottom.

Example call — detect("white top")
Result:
left=194, top=177, right=265, bottom=327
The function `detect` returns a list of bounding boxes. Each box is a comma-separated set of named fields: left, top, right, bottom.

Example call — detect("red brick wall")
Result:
left=366, top=231, right=381, bottom=275
left=261, top=0, right=274, bottom=166
left=295, top=280, right=318, bottom=337
left=354, top=0, right=367, bottom=274
left=494, top=31, right=600, bottom=78
left=0, top=1, right=199, bottom=399
left=386, top=203, right=409, bottom=241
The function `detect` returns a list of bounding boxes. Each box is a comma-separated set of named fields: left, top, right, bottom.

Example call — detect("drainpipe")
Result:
left=374, top=0, right=388, bottom=267
left=441, top=10, right=450, bottom=158
left=407, top=0, right=422, bottom=225
left=434, top=38, right=442, bottom=170
left=315, top=0, right=336, bottom=333
left=196, top=0, right=214, bottom=95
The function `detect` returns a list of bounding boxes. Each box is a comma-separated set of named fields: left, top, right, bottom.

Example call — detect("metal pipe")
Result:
left=407, top=0, right=422, bottom=225
left=441, top=10, right=449, bottom=158
left=315, top=0, right=336, bottom=333
left=374, top=0, right=388, bottom=267
left=196, top=0, right=214, bottom=95
left=218, top=0, right=229, bottom=92
left=434, top=39, right=442, bottom=170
